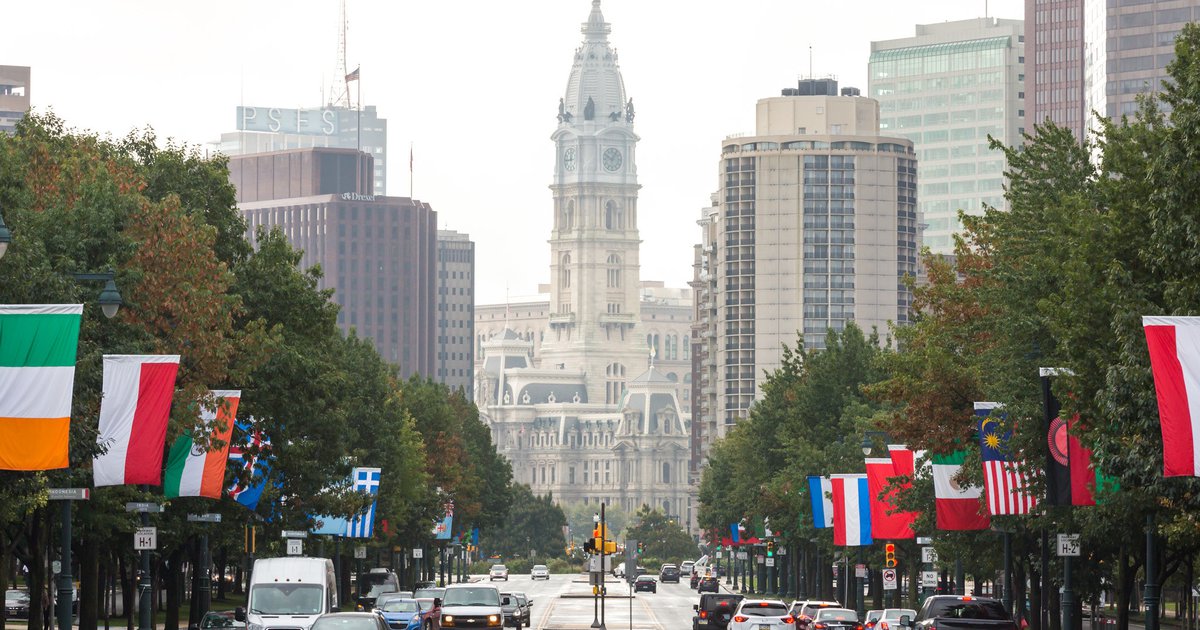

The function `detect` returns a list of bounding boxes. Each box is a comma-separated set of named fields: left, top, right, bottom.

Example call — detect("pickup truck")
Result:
left=900, top=596, right=1016, bottom=630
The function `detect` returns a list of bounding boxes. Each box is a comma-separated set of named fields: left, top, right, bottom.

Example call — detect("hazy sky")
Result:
left=7, top=0, right=1023, bottom=305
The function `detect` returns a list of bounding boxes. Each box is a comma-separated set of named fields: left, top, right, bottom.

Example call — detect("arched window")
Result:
left=560, top=253, right=571, bottom=289
left=604, top=201, right=622, bottom=230
left=607, top=254, right=621, bottom=288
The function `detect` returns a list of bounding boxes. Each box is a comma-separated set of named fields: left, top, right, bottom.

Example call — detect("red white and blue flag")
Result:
left=831, top=474, right=872, bottom=546
left=228, top=420, right=270, bottom=510
left=977, top=402, right=1037, bottom=515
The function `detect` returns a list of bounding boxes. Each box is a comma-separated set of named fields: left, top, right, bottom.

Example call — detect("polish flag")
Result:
left=1143, top=316, right=1200, bottom=476
left=93, top=355, right=181, bottom=487
left=831, top=474, right=872, bottom=546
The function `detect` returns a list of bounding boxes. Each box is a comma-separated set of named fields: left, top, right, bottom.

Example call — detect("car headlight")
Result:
left=248, top=623, right=264, bottom=630
left=442, top=615, right=454, bottom=627
left=487, top=614, right=501, bottom=626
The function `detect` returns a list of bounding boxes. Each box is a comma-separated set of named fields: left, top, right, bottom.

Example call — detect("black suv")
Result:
left=659, top=564, right=681, bottom=583
left=692, top=593, right=745, bottom=630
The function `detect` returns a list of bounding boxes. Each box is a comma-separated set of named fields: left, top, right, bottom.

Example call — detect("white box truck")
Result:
left=236, top=557, right=338, bottom=630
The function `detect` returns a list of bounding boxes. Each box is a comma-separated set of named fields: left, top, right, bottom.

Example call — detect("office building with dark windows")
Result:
left=229, top=147, right=436, bottom=379
left=436, top=230, right=475, bottom=393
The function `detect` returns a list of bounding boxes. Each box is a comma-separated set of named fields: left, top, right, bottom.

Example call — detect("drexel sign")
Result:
left=341, top=192, right=376, bottom=202
left=238, top=106, right=338, bottom=135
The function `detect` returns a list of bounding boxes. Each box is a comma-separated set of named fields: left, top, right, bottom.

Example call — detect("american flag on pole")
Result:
left=347, top=467, right=381, bottom=538
left=976, top=402, right=1037, bottom=515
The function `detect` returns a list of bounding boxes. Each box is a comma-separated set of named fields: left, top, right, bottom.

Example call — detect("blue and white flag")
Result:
left=807, top=475, right=834, bottom=529
left=347, top=467, right=381, bottom=538
left=831, top=474, right=872, bottom=546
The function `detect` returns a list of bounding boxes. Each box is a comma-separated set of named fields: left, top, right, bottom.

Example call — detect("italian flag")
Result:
left=0, top=305, right=83, bottom=471
left=164, top=390, right=241, bottom=499
left=931, top=451, right=991, bottom=530
left=93, top=355, right=181, bottom=487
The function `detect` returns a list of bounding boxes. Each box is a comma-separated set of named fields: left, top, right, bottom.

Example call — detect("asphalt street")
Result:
left=488, top=572, right=714, bottom=630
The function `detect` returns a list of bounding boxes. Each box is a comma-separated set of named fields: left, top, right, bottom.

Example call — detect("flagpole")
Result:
left=356, top=69, right=361, bottom=154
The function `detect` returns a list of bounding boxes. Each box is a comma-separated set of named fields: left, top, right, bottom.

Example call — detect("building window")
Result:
left=569, top=466, right=576, bottom=484
left=663, top=462, right=671, bottom=484
left=560, top=253, right=571, bottom=289
left=604, top=201, right=623, bottom=230
left=606, top=363, right=626, bottom=404
left=607, top=254, right=621, bottom=288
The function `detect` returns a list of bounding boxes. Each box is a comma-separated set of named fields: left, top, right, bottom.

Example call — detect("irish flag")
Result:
left=0, top=304, right=83, bottom=471
left=93, top=355, right=180, bottom=486
left=1143, top=316, right=1200, bottom=476
left=932, top=451, right=990, bottom=530
left=164, top=390, right=241, bottom=499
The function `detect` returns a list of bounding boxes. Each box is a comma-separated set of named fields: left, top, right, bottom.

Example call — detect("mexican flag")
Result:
left=931, top=451, right=990, bottom=530
left=0, top=305, right=83, bottom=470
left=164, top=390, right=240, bottom=499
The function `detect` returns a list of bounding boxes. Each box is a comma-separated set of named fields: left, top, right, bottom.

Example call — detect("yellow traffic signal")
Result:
left=885, top=543, right=896, bottom=568
left=766, top=541, right=775, bottom=557
left=603, top=540, right=617, bottom=554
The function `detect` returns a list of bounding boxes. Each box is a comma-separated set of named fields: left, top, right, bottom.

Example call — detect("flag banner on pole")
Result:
left=433, top=499, right=454, bottom=540
left=164, top=390, right=241, bottom=499
left=864, top=445, right=918, bottom=539
left=977, top=402, right=1037, bottom=515
left=1143, top=316, right=1200, bottom=476
left=932, top=451, right=991, bottom=530
left=830, top=474, right=872, bottom=546
left=808, top=476, right=833, bottom=528
left=228, top=419, right=271, bottom=510
left=93, top=355, right=180, bottom=487
left=730, top=522, right=741, bottom=543
left=347, top=467, right=381, bottom=538
left=1041, top=368, right=1111, bottom=505
left=345, top=66, right=360, bottom=82
left=0, top=304, right=83, bottom=470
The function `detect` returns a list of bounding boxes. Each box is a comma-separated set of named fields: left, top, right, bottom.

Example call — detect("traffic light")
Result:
left=637, top=541, right=645, bottom=555
left=584, top=531, right=597, bottom=554
left=885, top=543, right=896, bottom=568
left=766, top=541, right=775, bottom=557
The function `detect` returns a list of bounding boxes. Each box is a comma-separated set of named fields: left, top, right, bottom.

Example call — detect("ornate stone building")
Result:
left=473, top=1, right=695, bottom=528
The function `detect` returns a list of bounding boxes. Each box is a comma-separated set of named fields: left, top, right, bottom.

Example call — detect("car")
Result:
left=690, top=571, right=702, bottom=589
left=530, top=565, right=550, bottom=580
left=901, top=596, right=1014, bottom=630
left=5, top=589, right=29, bottom=620
left=413, top=588, right=444, bottom=601
left=358, top=569, right=402, bottom=610
left=635, top=566, right=648, bottom=577
left=375, top=597, right=435, bottom=630
left=633, top=575, right=657, bottom=593
left=613, top=562, right=626, bottom=578
left=309, top=612, right=390, bottom=630
left=865, top=610, right=883, bottom=630
left=811, top=608, right=862, bottom=630
left=658, top=564, right=680, bottom=583
left=414, top=582, right=437, bottom=590
left=489, top=565, right=509, bottom=581
left=789, top=600, right=843, bottom=629
left=875, top=609, right=917, bottom=630
left=411, top=589, right=444, bottom=630
left=680, top=561, right=696, bottom=576
left=439, top=584, right=503, bottom=629
left=692, top=593, right=745, bottom=630
left=697, top=575, right=721, bottom=593
left=728, top=599, right=794, bottom=630
left=500, top=592, right=523, bottom=628
left=200, top=611, right=246, bottom=630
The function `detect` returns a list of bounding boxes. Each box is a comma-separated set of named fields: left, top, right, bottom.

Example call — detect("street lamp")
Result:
left=72, top=270, right=123, bottom=319
left=0, top=204, right=11, bottom=260
left=860, top=431, right=891, bottom=456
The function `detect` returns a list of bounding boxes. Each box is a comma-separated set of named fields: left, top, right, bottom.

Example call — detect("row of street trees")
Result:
left=699, top=23, right=1200, bottom=630
left=0, top=113, right=515, bottom=630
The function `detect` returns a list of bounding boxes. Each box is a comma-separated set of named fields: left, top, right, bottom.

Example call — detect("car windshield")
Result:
left=516, top=595, right=527, bottom=605
left=533, top=565, right=547, bottom=571
left=866, top=611, right=883, bottom=622
left=379, top=600, right=419, bottom=613
left=201, top=614, right=238, bottom=629
left=926, top=600, right=1008, bottom=620
left=249, top=583, right=324, bottom=615
left=742, top=603, right=789, bottom=617
left=443, top=587, right=500, bottom=607
left=413, top=588, right=443, bottom=600
left=310, top=616, right=380, bottom=630
left=883, top=610, right=917, bottom=621
left=361, top=573, right=398, bottom=597
left=817, top=609, right=859, bottom=621
left=6, top=590, right=26, bottom=602
left=491, top=565, right=507, bottom=571
left=804, top=604, right=840, bottom=616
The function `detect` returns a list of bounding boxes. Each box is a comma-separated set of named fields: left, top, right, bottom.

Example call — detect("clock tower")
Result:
left=542, top=0, right=644, bottom=405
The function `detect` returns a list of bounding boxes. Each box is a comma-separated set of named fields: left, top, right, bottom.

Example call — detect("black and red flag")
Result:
left=1041, top=368, right=1099, bottom=506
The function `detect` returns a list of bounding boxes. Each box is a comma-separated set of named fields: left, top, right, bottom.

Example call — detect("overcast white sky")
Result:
left=6, top=0, right=1022, bottom=305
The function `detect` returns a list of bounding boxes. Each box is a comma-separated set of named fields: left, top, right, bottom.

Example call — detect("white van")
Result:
left=237, top=557, right=338, bottom=630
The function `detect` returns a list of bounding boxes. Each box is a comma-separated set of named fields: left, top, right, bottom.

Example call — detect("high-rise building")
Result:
left=870, top=18, right=1025, bottom=254
left=1027, top=0, right=1199, bottom=139
left=218, top=104, right=388, bottom=196
left=472, top=1, right=695, bottom=529
left=690, top=196, right=719, bottom=475
left=0, top=65, right=30, bottom=135
left=229, top=147, right=435, bottom=378
left=697, top=80, right=917, bottom=438
left=436, top=230, right=475, bottom=394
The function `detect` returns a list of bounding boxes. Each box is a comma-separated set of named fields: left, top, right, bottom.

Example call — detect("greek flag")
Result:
left=347, top=467, right=381, bottom=538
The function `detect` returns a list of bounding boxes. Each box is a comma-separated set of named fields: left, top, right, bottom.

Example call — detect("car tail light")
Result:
left=857, top=624, right=864, bottom=630
left=700, top=611, right=709, bottom=619
left=881, top=622, right=890, bottom=630
left=760, top=603, right=771, bottom=607
left=734, top=616, right=749, bottom=623
left=815, top=624, right=826, bottom=629
left=784, top=617, right=796, bottom=624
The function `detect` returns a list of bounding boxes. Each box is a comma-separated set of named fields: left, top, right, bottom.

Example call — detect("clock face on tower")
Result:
left=602, top=147, right=623, bottom=171
left=563, top=147, right=576, bottom=171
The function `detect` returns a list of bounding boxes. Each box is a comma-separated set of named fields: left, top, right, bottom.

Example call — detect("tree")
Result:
left=483, top=485, right=566, bottom=560
left=625, top=506, right=697, bottom=563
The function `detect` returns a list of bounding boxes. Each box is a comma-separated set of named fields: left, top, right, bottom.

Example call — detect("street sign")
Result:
left=921, top=547, right=938, bottom=564
left=738, top=551, right=748, bottom=560
left=766, top=557, right=775, bottom=567
left=280, top=530, right=309, bottom=539
left=756, top=555, right=764, bottom=565
left=855, top=564, right=868, bottom=578
left=52, top=561, right=61, bottom=575
left=134, top=527, right=157, bottom=550
left=778, top=547, right=787, bottom=556
left=916, top=536, right=932, bottom=544
left=355, top=546, right=367, bottom=559
left=49, top=488, right=90, bottom=501
left=1057, top=534, right=1081, bottom=557
left=412, top=548, right=424, bottom=559
left=922, top=571, right=938, bottom=587
left=882, top=569, right=898, bottom=590
left=125, top=502, right=163, bottom=513
left=187, top=513, right=222, bottom=523
left=287, top=539, right=303, bottom=556
left=716, top=551, right=723, bottom=559
left=587, top=556, right=613, bottom=572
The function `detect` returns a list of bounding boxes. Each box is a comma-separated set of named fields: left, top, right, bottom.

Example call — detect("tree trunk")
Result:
left=1015, top=555, right=1029, bottom=627
left=1030, top=564, right=1043, bottom=630
left=1049, top=576, right=1061, bottom=630
left=164, top=547, right=183, bottom=630
left=80, top=536, right=99, bottom=630
left=0, top=530, right=10, bottom=630
left=117, top=553, right=133, bottom=630
left=872, top=567, right=883, bottom=609
left=28, top=508, right=46, bottom=630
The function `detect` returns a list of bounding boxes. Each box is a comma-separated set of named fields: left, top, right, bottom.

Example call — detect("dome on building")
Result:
left=561, top=0, right=628, bottom=123
left=618, top=365, right=684, bottom=436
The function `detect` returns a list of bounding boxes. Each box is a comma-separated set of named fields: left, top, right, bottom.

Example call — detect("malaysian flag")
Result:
left=347, top=467, right=381, bottom=538
left=977, top=402, right=1037, bottom=515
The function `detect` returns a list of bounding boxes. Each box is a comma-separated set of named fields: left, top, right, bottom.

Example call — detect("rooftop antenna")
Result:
left=809, top=45, right=813, bottom=80
left=334, top=0, right=351, bottom=108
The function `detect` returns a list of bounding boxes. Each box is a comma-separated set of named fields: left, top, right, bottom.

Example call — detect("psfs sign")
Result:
left=238, top=106, right=338, bottom=135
